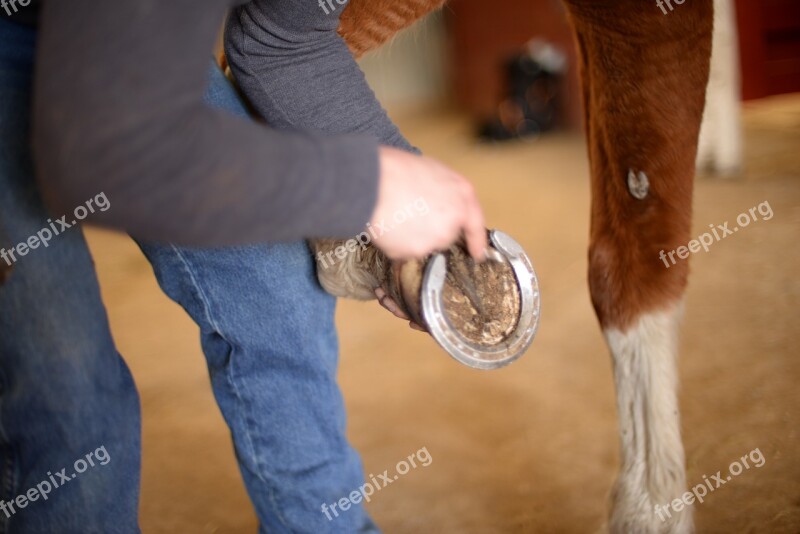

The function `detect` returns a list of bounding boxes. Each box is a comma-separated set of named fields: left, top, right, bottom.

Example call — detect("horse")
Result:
left=330, top=1, right=715, bottom=532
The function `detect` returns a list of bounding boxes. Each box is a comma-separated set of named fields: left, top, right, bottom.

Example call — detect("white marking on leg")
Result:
left=605, top=303, right=693, bottom=534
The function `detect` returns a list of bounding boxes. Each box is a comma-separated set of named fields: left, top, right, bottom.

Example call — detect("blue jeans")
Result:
left=137, top=67, right=378, bottom=534
left=0, top=18, right=377, bottom=534
left=0, top=19, right=141, bottom=534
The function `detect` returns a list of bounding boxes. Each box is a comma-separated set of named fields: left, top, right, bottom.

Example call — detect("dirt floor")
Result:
left=86, top=94, right=800, bottom=533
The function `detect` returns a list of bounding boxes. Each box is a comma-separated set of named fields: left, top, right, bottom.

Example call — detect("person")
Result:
left=0, top=1, right=486, bottom=532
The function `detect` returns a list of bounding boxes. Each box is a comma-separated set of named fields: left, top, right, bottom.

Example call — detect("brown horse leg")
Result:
left=562, top=1, right=713, bottom=532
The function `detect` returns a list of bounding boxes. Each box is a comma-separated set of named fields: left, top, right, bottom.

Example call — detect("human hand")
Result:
left=371, top=146, right=487, bottom=261
left=374, top=286, right=426, bottom=332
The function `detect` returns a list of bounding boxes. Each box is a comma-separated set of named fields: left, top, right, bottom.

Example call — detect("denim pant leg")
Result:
left=137, top=66, right=379, bottom=534
left=0, top=19, right=141, bottom=534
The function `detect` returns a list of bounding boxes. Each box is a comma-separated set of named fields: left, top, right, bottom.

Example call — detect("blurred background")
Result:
left=88, top=0, right=799, bottom=531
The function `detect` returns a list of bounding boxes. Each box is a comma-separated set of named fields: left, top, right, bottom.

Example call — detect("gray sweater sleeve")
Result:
left=224, top=0, right=418, bottom=153
left=32, top=0, right=380, bottom=246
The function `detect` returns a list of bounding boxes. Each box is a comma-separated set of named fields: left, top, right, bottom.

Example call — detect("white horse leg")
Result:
left=697, top=0, right=743, bottom=176
left=606, top=303, right=692, bottom=534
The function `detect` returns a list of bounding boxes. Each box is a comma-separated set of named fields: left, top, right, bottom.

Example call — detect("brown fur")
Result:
left=334, top=0, right=712, bottom=331
left=339, top=0, right=447, bottom=57
left=562, top=0, right=713, bottom=330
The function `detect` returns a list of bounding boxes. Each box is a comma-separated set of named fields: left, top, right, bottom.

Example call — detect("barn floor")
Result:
left=86, top=93, right=800, bottom=533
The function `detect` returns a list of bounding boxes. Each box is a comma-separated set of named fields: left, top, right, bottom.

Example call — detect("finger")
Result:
left=462, top=195, right=488, bottom=261
left=375, top=287, right=410, bottom=320
left=409, top=321, right=426, bottom=332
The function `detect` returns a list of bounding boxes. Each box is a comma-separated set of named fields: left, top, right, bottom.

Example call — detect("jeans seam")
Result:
left=167, top=245, right=294, bottom=532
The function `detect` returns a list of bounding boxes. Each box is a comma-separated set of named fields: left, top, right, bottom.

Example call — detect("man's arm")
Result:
left=224, top=0, right=486, bottom=261
left=224, top=0, right=418, bottom=152
left=33, top=0, right=380, bottom=246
